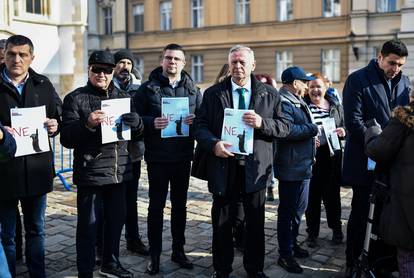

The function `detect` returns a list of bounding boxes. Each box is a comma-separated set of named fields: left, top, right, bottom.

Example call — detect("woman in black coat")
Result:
left=365, top=98, right=414, bottom=278
left=304, top=73, right=345, bottom=247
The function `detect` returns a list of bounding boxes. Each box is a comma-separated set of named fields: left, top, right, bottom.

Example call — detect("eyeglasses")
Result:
left=163, top=56, right=183, bottom=62
left=90, top=66, right=114, bottom=74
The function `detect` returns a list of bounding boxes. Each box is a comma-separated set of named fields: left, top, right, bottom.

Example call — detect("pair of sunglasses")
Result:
left=90, top=66, right=114, bottom=74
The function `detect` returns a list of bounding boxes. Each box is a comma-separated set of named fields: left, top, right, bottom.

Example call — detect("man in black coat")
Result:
left=342, top=39, right=411, bottom=277
left=194, top=45, right=290, bottom=278
left=0, top=35, right=61, bottom=278
left=134, top=43, right=202, bottom=275
left=61, top=50, right=143, bottom=278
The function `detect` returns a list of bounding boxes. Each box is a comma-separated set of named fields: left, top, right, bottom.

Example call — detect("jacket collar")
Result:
left=366, top=59, right=394, bottom=115
left=147, top=66, right=197, bottom=95
left=216, top=75, right=268, bottom=110
left=393, top=104, right=414, bottom=130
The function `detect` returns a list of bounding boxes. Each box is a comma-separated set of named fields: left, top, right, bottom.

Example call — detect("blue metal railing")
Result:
left=52, top=137, right=73, bottom=191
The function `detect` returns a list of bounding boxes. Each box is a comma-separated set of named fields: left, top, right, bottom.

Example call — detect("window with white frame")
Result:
left=322, top=49, right=341, bottom=82
left=323, top=0, right=341, bottom=17
left=275, top=51, right=293, bottom=82
left=191, top=0, right=203, bottom=28
left=376, top=0, right=397, bottom=12
left=160, top=1, right=172, bottom=31
left=103, top=6, right=112, bottom=35
left=278, top=0, right=293, bottom=21
left=133, top=4, right=144, bottom=32
left=191, top=55, right=204, bottom=83
left=235, top=0, right=250, bottom=24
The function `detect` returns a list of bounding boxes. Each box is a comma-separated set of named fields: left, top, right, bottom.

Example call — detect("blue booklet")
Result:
left=161, top=97, right=190, bottom=138
left=221, top=108, right=254, bottom=155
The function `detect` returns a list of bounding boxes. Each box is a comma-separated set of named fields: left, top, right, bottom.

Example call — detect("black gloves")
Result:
left=364, top=119, right=382, bottom=146
left=121, top=112, right=141, bottom=127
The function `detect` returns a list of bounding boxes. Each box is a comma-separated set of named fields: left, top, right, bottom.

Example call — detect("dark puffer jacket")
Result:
left=60, top=82, right=143, bottom=187
left=274, top=87, right=319, bottom=181
left=365, top=103, right=414, bottom=250
left=134, top=67, right=202, bottom=162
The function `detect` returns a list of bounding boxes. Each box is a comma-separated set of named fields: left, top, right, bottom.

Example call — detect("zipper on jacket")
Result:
left=114, top=142, right=119, bottom=183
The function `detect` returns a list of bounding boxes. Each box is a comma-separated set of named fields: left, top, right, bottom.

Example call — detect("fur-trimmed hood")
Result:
left=393, top=103, right=414, bottom=129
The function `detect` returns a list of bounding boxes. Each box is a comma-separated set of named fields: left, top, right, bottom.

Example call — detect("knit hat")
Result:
left=114, top=49, right=135, bottom=68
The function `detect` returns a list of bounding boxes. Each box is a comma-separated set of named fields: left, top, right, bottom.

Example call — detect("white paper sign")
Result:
left=321, top=117, right=341, bottom=156
left=101, top=98, right=131, bottom=144
left=221, top=108, right=254, bottom=155
left=10, top=106, right=50, bottom=157
left=161, top=97, right=190, bottom=138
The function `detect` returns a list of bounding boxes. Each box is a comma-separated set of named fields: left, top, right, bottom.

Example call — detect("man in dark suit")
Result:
left=342, top=39, right=411, bottom=277
left=194, top=45, right=290, bottom=278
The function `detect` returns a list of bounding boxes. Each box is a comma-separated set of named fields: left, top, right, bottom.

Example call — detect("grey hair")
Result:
left=0, top=39, right=6, bottom=50
left=228, top=45, right=255, bottom=61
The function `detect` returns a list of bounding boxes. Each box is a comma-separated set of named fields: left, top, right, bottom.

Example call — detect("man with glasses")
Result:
left=274, top=66, right=318, bottom=274
left=60, top=50, right=143, bottom=278
left=0, top=35, right=61, bottom=278
left=134, top=43, right=202, bottom=275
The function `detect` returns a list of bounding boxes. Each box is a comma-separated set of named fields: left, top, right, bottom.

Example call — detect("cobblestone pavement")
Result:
left=16, top=163, right=352, bottom=278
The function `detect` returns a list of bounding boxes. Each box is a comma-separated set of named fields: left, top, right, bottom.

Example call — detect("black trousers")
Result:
left=346, top=185, right=371, bottom=266
left=146, top=161, right=191, bottom=257
left=212, top=159, right=266, bottom=275
left=305, top=145, right=342, bottom=237
left=76, top=183, right=126, bottom=275
left=125, top=161, right=142, bottom=241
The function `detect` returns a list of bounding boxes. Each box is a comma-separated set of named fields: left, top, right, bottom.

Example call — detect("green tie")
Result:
left=237, top=87, right=246, bottom=109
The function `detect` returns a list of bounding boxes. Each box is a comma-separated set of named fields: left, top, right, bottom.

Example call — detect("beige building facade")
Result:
left=0, top=0, right=89, bottom=96
left=89, top=0, right=414, bottom=89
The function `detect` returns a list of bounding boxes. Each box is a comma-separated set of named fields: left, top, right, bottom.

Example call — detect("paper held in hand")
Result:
left=161, top=97, right=190, bottom=138
left=101, top=98, right=131, bottom=144
left=320, top=117, right=341, bottom=156
left=221, top=108, right=254, bottom=155
left=10, top=105, right=50, bottom=157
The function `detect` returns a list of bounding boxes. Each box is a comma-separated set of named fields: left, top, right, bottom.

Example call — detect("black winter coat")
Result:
left=343, top=59, right=410, bottom=186
left=134, top=67, right=202, bottom=162
left=114, top=75, right=144, bottom=162
left=365, top=104, right=414, bottom=250
left=60, top=82, right=143, bottom=187
left=274, top=87, right=318, bottom=181
left=194, top=76, right=290, bottom=195
left=0, top=65, right=62, bottom=200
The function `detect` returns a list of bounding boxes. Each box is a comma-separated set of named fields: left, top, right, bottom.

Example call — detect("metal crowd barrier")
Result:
left=52, top=136, right=73, bottom=191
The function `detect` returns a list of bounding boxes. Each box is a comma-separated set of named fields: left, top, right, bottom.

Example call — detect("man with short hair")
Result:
left=194, top=45, right=290, bottom=278
left=0, top=35, right=61, bottom=278
left=113, top=49, right=148, bottom=255
left=61, top=50, right=143, bottom=278
left=274, top=66, right=318, bottom=274
left=134, top=43, right=202, bottom=275
left=342, top=39, right=411, bottom=277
